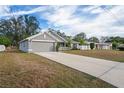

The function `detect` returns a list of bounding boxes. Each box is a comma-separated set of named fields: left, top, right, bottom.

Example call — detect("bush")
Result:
left=112, top=42, right=118, bottom=50
left=0, top=36, right=11, bottom=47
left=56, top=43, right=60, bottom=52
left=90, top=43, right=95, bottom=50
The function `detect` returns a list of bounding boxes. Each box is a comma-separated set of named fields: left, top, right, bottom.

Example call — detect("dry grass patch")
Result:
left=0, top=51, right=115, bottom=88
left=64, top=50, right=124, bottom=62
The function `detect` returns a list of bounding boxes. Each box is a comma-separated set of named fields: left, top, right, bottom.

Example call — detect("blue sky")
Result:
left=0, top=5, right=124, bottom=38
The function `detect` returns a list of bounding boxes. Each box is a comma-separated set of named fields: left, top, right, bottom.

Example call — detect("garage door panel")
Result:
left=31, top=41, right=54, bottom=52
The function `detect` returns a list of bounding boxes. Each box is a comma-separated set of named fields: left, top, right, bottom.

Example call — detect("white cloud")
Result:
left=0, top=6, right=47, bottom=18
left=0, top=6, right=10, bottom=16
left=0, top=5, right=124, bottom=38
left=42, top=6, right=80, bottom=26
left=42, top=5, right=124, bottom=38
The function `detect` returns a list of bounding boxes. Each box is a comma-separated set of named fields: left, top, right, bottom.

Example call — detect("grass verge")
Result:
left=64, top=50, right=124, bottom=62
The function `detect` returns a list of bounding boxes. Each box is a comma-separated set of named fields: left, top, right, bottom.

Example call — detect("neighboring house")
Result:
left=95, top=43, right=112, bottom=50
left=71, top=41, right=80, bottom=49
left=19, top=31, right=79, bottom=52
left=78, top=41, right=112, bottom=50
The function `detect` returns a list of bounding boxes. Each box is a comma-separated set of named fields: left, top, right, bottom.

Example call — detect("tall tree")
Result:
left=100, top=36, right=110, bottom=43
left=106, top=36, right=124, bottom=44
left=0, top=15, right=40, bottom=46
left=88, top=37, right=99, bottom=43
left=74, top=32, right=86, bottom=41
left=73, top=32, right=86, bottom=45
left=48, top=28, right=67, bottom=38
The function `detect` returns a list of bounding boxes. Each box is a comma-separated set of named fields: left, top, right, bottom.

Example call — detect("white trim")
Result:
left=32, top=39, right=56, bottom=42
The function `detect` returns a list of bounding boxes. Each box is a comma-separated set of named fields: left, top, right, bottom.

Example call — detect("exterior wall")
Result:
left=19, top=40, right=29, bottom=52
left=95, top=44, right=112, bottom=50
left=78, top=45, right=90, bottom=50
left=30, top=41, right=55, bottom=52
left=102, top=45, right=111, bottom=50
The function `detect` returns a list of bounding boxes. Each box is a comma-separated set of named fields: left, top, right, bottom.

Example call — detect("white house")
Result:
left=19, top=31, right=79, bottom=52
left=78, top=41, right=112, bottom=50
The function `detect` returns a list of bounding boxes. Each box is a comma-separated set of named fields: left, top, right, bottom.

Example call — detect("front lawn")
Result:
left=0, top=51, right=115, bottom=88
left=64, top=50, right=124, bottom=62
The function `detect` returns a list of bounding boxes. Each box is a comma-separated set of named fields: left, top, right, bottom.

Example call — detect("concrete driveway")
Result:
left=34, top=52, right=124, bottom=88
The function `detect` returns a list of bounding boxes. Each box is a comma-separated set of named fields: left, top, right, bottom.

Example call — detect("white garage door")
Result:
left=31, top=41, right=55, bottom=52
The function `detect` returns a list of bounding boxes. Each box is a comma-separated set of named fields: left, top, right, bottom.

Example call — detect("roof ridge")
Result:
left=48, top=31, right=67, bottom=42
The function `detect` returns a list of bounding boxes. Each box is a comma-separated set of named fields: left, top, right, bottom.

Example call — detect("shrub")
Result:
left=0, top=36, right=11, bottom=47
left=56, top=43, right=60, bottom=52
left=112, top=42, right=118, bottom=50
left=90, top=43, right=95, bottom=50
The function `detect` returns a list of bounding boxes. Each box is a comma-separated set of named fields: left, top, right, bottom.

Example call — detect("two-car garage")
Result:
left=31, top=41, right=55, bottom=52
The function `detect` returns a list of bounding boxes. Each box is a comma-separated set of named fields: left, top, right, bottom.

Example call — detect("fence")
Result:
left=59, top=47, right=72, bottom=51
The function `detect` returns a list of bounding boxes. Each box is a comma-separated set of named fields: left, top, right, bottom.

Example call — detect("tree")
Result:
left=79, top=39, right=85, bottom=45
left=90, top=43, right=95, bottom=50
left=100, top=36, right=109, bottom=43
left=88, top=37, right=99, bottom=43
left=106, top=36, right=124, bottom=44
left=112, top=41, right=118, bottom=50
left=0, top=36, right=11, bottom=47
left=48, top=28, right=67, bottom=38
left=0, top=15, right=40, bottom=46
left=56, top=30, right=66, bottom=38
left=74, top=32, right=86, bottom=41
left=73, top=32, right=86, bottom=45
left=66, top=37, right=72, bottom=47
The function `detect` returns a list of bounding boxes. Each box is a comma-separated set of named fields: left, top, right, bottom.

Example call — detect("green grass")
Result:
left=0, top=51, right=115, bottom=88
left=63, top=50, right=124, bottom=62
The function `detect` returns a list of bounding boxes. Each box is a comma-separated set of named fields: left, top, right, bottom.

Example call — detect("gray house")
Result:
left=19, top=31, right=79, bottom=52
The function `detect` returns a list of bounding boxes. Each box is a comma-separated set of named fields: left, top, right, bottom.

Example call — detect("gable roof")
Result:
left=19, top=30, right=67, bottom=43
left=48, top=31, right=67, bottom=42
